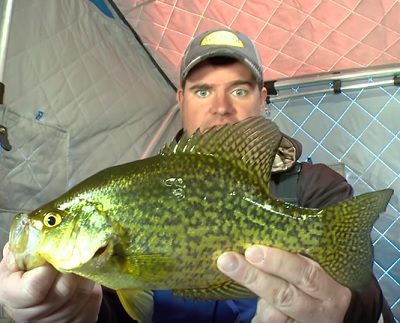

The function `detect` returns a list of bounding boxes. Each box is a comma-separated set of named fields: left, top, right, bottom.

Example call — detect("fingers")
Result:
left=2, top=242, right=10, bottom=258
left=17, top=264, right=60, bottom=306
left=217, top=251, right=302, bottom=308
left=244, top=246, right=342, bottom=299
left=0, top=250, right=53, bottom=308
left=76, top=283, right=103, bottom=323
left=18, top=272, right=97, bottom=316
left=2, top=242, right=20, bottom=272
left=218, top=247, right=352, bottom=323
left=2, top=245, right=88, bottom=308
left=52, top=279, right=102, bottom=323
left=32, top=279, right=102, bottom=323
left=2, top=267, right=102, bottom=322
left=1, top=245, right=102, bottom=323
left=251, top=298, right=290, bottom=323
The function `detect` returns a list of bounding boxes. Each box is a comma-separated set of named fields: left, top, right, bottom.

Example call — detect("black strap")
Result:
left=0, top=82, right=4, bottom=104
left=271, top=163, right=301, bottom=205
left=0, top=125, right=12, bottom=151
left=0, top=82, right=12, bottom=151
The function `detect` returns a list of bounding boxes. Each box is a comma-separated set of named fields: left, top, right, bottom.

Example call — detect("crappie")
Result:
left=9, top=116, right=393, bottom=323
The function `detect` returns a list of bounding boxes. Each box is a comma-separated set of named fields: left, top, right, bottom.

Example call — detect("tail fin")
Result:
left=313, top=188, right=393, bottom=291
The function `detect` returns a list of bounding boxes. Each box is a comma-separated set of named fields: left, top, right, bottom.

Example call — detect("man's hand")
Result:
left=0, top=243, right=102, bottom=323
left=217, top=245, right=351, bottom=323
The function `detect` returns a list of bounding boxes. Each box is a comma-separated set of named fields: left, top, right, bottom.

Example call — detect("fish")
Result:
left=9, top=116, right=393, bottom=323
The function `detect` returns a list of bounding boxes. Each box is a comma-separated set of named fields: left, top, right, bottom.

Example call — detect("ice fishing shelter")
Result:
left=0, top=0, right=399, bottom=319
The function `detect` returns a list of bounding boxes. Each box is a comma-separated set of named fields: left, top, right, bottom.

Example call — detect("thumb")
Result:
left=2, top=242, right=19, bottom=271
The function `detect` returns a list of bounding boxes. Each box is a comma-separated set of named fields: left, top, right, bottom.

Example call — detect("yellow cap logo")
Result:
left=200, top=30, right=244, bottom=48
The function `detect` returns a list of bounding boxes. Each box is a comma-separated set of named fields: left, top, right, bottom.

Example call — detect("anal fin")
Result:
left=116, top=289, right=154, bottom=323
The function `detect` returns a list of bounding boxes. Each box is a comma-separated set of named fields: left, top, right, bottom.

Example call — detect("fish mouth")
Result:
left=9, top=213, right=46, bottom=271
left=94, top=243, right=108, bottom=257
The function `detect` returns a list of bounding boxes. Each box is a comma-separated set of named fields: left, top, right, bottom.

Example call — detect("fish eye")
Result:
left=43, top=212, right=62, bottom=227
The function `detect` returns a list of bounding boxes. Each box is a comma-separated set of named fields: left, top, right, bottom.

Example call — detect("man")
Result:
left=0, top=27, right=393, bottom=322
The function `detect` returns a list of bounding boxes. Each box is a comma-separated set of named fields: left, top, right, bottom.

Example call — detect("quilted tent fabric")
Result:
left=0, top=0, right=179, bottom=247
left=115, top=0, right=400, bottom=86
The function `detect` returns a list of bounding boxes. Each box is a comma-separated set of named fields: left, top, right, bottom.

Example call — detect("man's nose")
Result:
left=211, top=93, right=234, bottom=115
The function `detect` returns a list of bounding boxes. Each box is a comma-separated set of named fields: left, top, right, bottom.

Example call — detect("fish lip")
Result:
left=9, top=213, right=45, bottom=271
left=9, top=213, right=30, bottom=253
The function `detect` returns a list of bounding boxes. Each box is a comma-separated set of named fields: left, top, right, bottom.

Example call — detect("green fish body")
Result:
left=9, top=117, right=393, bottom=323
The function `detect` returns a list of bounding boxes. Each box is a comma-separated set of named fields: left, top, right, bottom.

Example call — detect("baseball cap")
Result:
left=180, top=27, right=264, bottom=87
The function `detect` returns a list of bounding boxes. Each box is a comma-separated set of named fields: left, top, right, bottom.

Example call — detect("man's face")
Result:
left=177, top=60, right=267, bottom=136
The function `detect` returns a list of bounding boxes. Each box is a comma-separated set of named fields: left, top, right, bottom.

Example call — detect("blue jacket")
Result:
left=99, top=287, right=257, bottom=322
left=153, top=290, right=256, bottom=323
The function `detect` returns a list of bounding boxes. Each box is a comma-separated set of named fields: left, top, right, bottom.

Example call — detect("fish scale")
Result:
left=9, top=116, right=393, bottom=323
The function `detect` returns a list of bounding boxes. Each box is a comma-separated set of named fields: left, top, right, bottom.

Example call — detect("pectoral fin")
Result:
left=117, top=289, right=154, bottom=323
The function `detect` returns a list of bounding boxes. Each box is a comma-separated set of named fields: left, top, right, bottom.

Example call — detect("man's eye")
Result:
left=232, top=89, right=248, bottom=97
left=196, top=90, right=209, bottom=97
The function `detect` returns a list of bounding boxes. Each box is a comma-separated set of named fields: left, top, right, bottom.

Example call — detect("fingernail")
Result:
left=245, top=246, right=264, bottom=264
left=217, top=253, right=239, bottom=273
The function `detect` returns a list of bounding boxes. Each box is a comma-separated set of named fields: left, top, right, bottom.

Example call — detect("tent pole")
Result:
left=0, top=0, right=14, bottom=87
left=0, top=0, right=14, bottom=151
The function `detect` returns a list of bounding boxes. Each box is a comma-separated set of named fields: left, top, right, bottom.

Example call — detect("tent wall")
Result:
left=268, top=79, right=400, bottom=318
left=122, top=0, right=400, bottom=86
left=0, top=0, right=178, bottom=248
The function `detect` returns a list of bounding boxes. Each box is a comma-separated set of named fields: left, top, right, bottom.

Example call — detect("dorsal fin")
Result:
left=161, top=116, right=282, bottom=193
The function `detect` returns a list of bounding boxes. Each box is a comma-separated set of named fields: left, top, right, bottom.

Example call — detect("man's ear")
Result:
left=176, top=88, right=184, bottom=110
left=260, top=87, right=267, bottom=112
